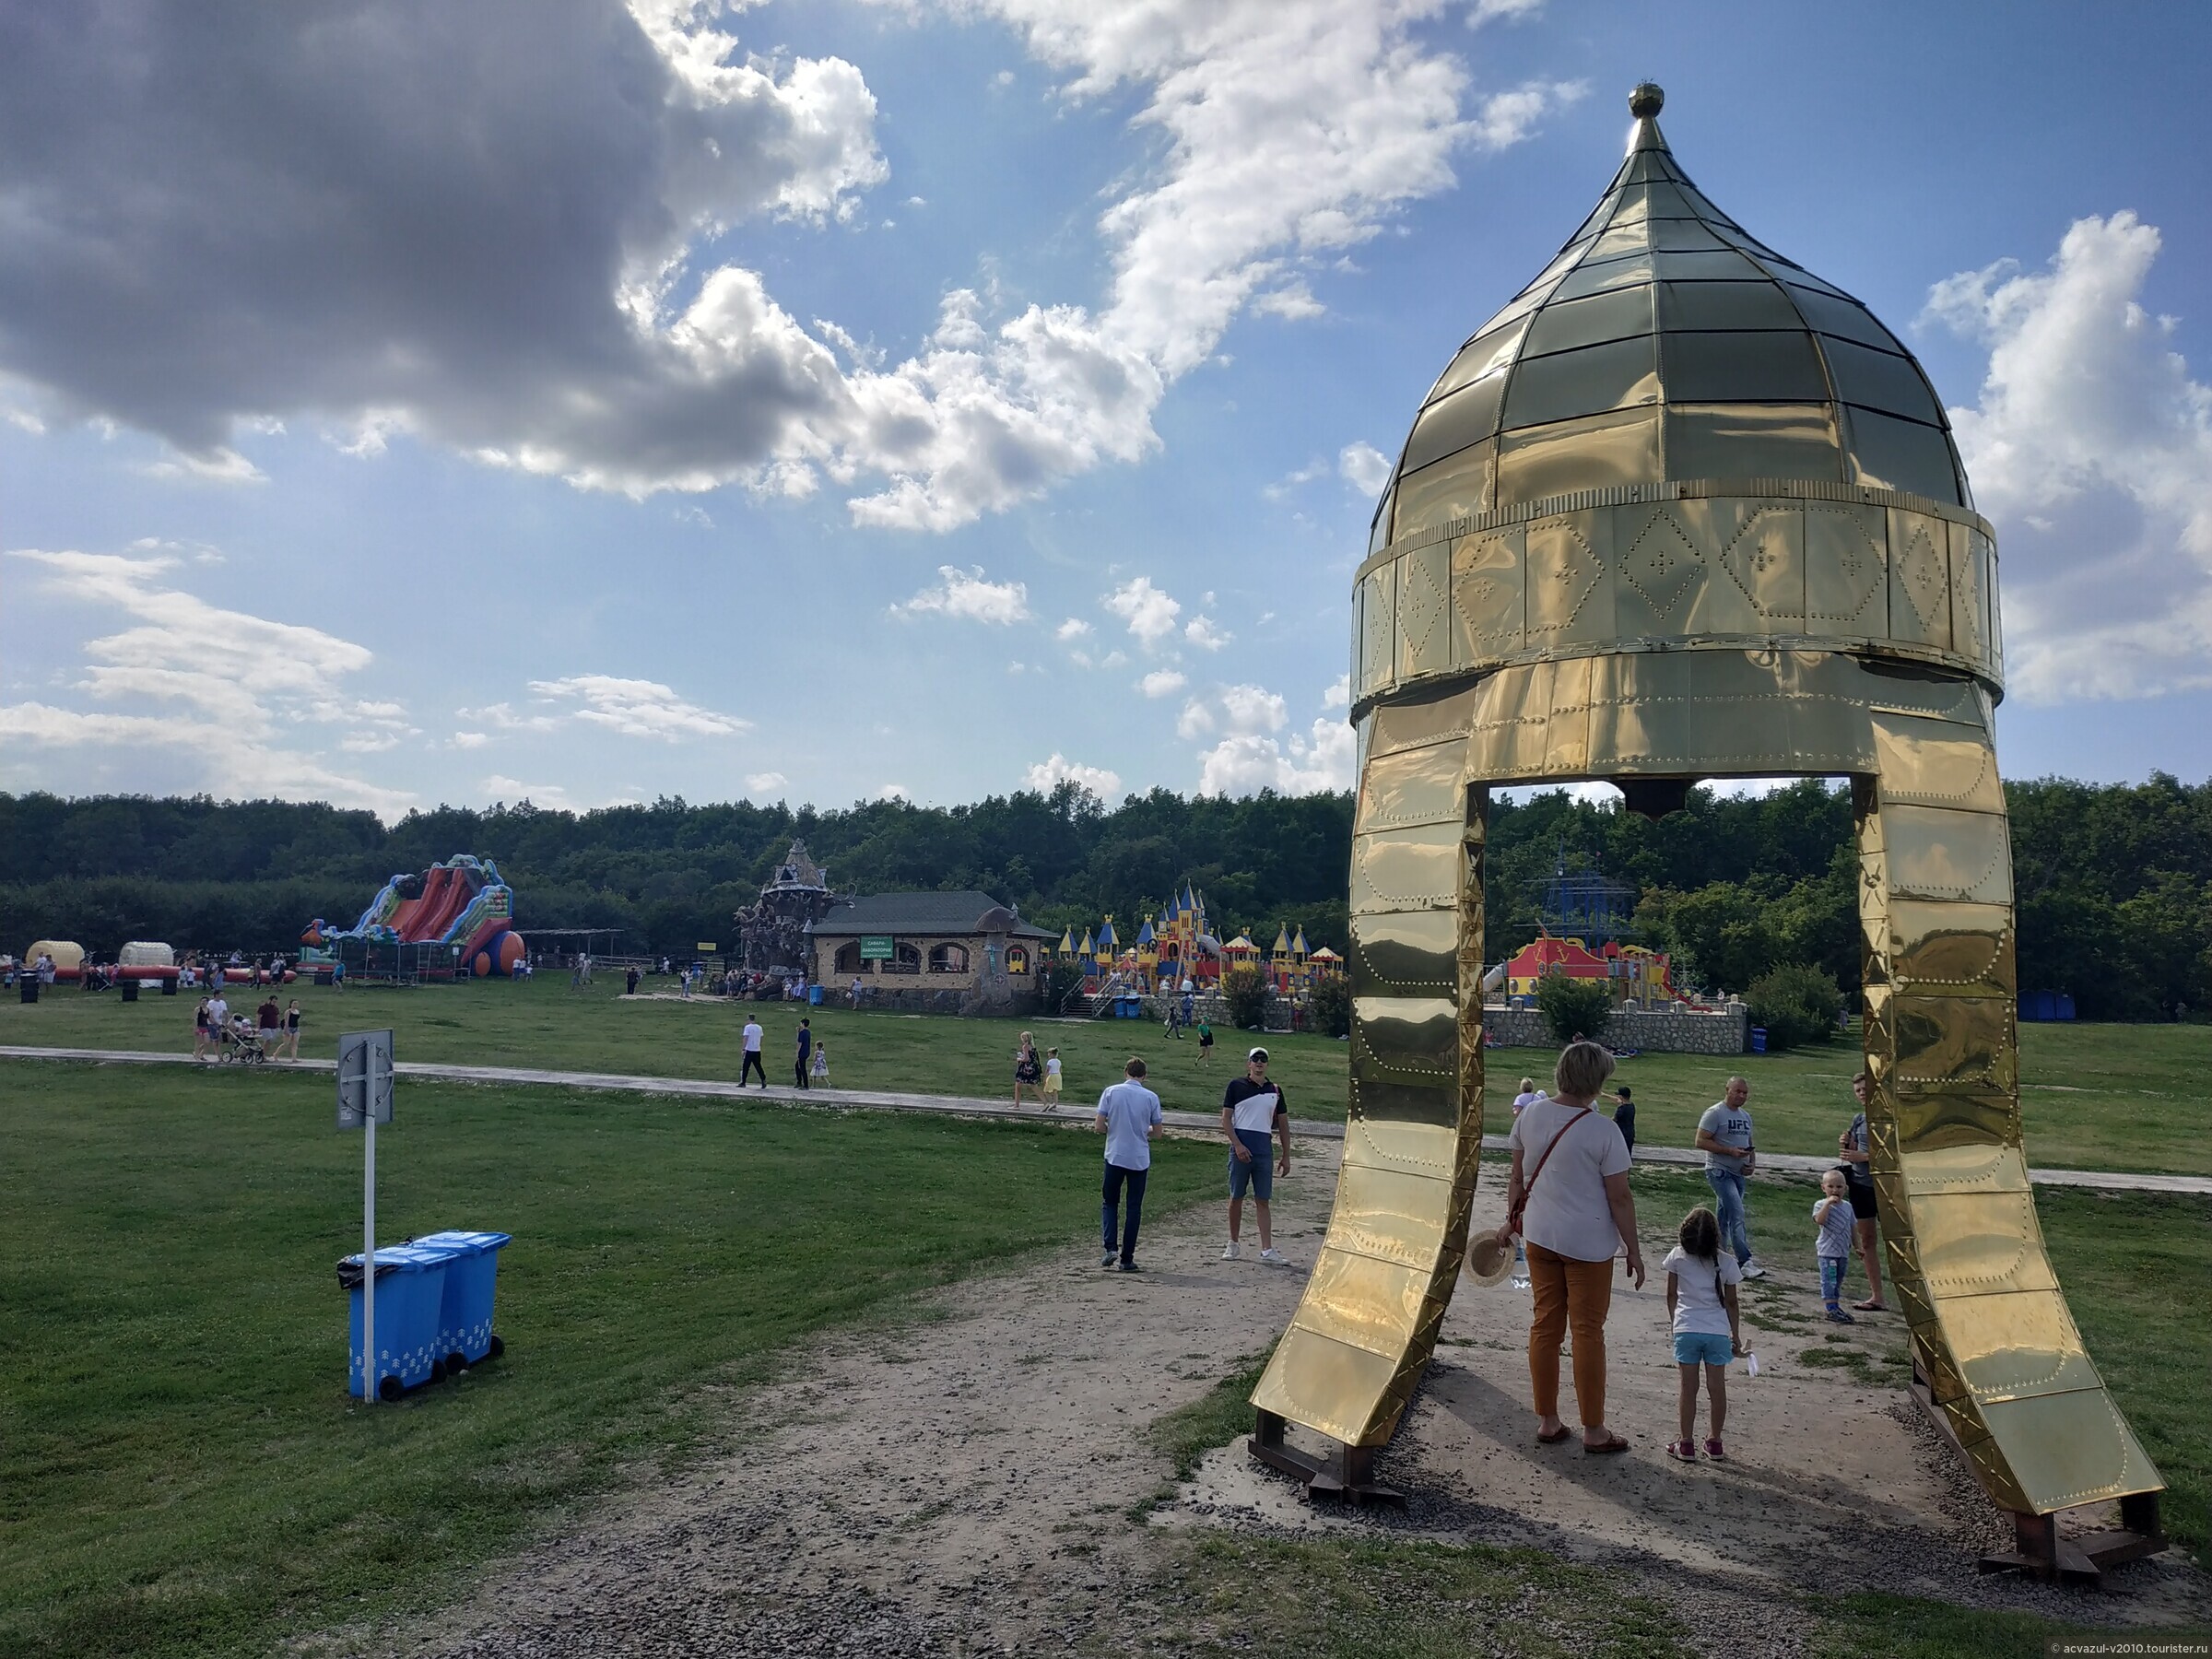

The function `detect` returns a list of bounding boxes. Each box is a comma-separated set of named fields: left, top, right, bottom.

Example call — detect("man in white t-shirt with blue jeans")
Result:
left=1094, top=1057, right=1164, bottom=1272
left=1696, top=1076, right=1764, bottom=1277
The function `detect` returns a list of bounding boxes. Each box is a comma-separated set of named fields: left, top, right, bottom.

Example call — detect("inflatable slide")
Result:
left=315, top=853, right=527, bottom=978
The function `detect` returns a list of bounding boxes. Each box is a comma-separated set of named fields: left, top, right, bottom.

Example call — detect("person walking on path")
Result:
left=1094, top=1057, right=1162, bottom=1272
left=810, top=1041, right=830, bottom=1085
left=256, top=994, right=282, bottom=1051
left=1695, top=1077, right=1765, bottom=1278
left=1012, top=1031, right=1045, bottom=1109
left=740, top=1017, right=767, bottom=1088
left=1611, top=1085, right=1636, bottom=1156
left=1220, top=1047, right=1292, bottom=1264
left=794, top=1018, right=813, bottom=1089
left=206, top=988, right=230, bottom=1057
left=1664, top=1206, right=1745, bottom=1462
left=1491, top=1041, right=1642, bottom=1454
left=192, top=996, right=213, bottom=1062
left=1814, top=1170, right=1858, bottom=1324
left=281, top=998, right=303, bottom=1061
left=1041, top=1047, right=1063, bottom=1112
left=1835, top=1071, right=1888, bottom=1310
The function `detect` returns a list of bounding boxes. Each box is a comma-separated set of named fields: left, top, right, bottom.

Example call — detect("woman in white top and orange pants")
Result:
left=1491, top=1041, right=1643, bottom=1453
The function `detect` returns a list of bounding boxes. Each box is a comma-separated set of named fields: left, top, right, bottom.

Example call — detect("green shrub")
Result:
left=1535, top=973, right=1615, bottom=1046
left=1222, top=964, right=1270, bottom=1030
left=1746, top=961, right=1842, bottom=1050
left=1305, top=974, right=1350, bottom=1039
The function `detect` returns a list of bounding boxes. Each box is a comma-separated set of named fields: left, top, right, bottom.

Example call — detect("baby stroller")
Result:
left=224, top=1017, right=270, bottom=1065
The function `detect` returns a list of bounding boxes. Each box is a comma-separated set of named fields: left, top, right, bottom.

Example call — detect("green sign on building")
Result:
left=859, top=935, right=895, bottom=960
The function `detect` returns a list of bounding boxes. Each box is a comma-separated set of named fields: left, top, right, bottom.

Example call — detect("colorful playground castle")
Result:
left=1054, top=882, right=1341, bottom=999
left=304, top=853, right=527, bottom=981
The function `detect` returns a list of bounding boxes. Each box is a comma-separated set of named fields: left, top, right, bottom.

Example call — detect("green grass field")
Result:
left=5, top=975, right=2207, bottom=1172
left=3, top=1060, right=2205, bottom=1658
left=0, top=1063, right=1223, bottom=1659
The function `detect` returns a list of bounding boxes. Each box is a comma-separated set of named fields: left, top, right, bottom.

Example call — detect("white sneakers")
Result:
left=1741, top=1258, right=1768, bottom=1279
left=1100, top=1251, right=1117, bottom=1268
left=1222, top=1241, right=1289, bottom=1265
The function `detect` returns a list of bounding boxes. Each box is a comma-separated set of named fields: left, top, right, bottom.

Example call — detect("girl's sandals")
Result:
left=1666, top=1440, right=1697, bottom=1462
left=1703, top=1438, right=1726, bottom=1460
left=1853, top=1299, right=1888, bottom=1312
left=1535, top=1425, right=1573, bottom=1445
left=1582, top=1433, right=1630, bottom=1455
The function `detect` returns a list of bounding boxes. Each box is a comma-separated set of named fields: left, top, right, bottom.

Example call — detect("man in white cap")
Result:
left=1219, top=1047, right=1292, bottom=1264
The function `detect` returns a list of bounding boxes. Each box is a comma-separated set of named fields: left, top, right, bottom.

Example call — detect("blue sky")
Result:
left=3, top=0, right=2208, bottom=818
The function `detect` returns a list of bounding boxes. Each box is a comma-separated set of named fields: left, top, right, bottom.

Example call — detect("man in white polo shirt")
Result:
left=1219, top=1047, right=1292, bottom=1264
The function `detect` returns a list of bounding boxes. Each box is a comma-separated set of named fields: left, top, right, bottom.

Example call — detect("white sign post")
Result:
left=336, top=1030, right=395, bottom=1403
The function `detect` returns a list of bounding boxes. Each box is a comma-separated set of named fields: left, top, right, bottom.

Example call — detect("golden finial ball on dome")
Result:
left=1629, top=81, right=1664, bottom=118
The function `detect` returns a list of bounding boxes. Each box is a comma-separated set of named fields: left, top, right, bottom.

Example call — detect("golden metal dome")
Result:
left=1375, top=80, right=1970, bottom=547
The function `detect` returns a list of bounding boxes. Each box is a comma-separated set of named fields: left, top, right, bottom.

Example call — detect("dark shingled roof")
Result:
left=812, top=891, right=1053, bottom=940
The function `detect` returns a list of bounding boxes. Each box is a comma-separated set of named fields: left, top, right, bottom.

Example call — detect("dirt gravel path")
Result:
left=337, top=1145, right=2206, bottom=1657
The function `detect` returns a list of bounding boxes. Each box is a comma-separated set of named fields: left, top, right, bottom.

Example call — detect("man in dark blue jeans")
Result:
left=1094, top=1057, right=1163, bottom=1272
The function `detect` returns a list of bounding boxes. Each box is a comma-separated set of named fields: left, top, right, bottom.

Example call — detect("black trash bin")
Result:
left=160, top=976, right=178, bottom=996
left=19, top=979, right=36, bottom=1005
left=121, top=979, right=140, bottom=1003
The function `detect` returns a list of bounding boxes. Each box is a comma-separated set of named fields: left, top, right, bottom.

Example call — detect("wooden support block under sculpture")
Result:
left=1251, top=83, right=2165, bottom=1545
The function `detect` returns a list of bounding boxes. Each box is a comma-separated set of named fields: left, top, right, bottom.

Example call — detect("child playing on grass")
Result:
left=1663, top=1206, right=1744, bottom=1462
left=1815, top=1168, right=1857, bottom=1324
left=1042, top=1047, right=1063, bottom=1112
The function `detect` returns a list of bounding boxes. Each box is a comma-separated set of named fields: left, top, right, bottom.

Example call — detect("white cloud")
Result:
left=0, top=2, right=1558, bottom=532
left=1023, top=752, right=1124, bottom=800
left=1339, top=440, right=1394, bottom=496
left=1323, top=672, right=1351, bottom=709
left=1467, top=0, right=1547, bottom=25
left=0, top=549, right=414, bottom=814
left=450, top=731, right=490, bottom=749
left=1196, top=716, right=1355, bottom=795
left=1467, top=79, right=1588, bottom=153
left=1183, top=614, right=1231, bottom=650
left=1105, top=575, right=1182, bottom=643
left=481, top=774, right=573, bottom=808
left=1179, top=678, right=1353, bottom=795
left=746, top=770, right=789, bottom=794
left=1926, top=212, right=2212, bottom=702
left=525, top=675, right=750, bottom=740
left=1177, top=683, right=1288, bottom=740
left=879, top=782, right=911, bottom=801
left=891, top=564, right=1032, bottom=623
left=1137, top=669, right=1188, bottom=698
left=1055, top=617, right=1093, bottom=641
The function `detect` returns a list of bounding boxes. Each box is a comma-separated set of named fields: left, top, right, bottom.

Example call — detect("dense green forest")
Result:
left=3, top=773, right=2207, bottom=1019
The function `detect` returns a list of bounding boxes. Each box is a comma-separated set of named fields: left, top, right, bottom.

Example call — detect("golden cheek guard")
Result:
left=1252, top=84, right=2163, bottom=1546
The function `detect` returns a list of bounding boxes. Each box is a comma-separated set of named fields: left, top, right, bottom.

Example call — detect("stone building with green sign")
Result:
left=810, top=890, right=1054, bottom=1015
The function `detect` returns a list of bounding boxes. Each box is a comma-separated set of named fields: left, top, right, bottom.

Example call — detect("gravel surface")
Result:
left=312, top=1144, right=2206, bottom=1657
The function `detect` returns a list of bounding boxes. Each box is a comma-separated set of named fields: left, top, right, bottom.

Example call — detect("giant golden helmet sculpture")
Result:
left=1254, top=84, right=2162, bottom=1530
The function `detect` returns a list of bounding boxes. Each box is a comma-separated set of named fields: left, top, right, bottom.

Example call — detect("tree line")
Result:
left=2, top=773, right=2206, bottom=1019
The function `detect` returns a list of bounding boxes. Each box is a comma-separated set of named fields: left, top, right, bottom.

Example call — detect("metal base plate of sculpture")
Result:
left=1252, top=84, right=2165, bottom=1578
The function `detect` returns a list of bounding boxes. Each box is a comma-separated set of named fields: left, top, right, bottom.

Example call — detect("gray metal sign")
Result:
left=335, top=1030, right=394, bottom=1128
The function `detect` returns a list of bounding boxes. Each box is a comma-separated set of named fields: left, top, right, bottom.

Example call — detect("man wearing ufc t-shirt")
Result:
left=1219, top=1047, right=1292, bottom=1264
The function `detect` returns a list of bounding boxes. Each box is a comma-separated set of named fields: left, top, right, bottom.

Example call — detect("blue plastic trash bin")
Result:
left=337, top=1240, right=462, bottom=1398
left=808, top=984, right=823, bottom=1006
left=1749, top=1027, right=1768, bottom=1054
left=411, top=1230, right=512, bottom=1369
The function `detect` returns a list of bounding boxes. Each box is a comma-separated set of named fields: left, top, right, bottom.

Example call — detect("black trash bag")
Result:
left=335, top=1256, right=402, bottom=1290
